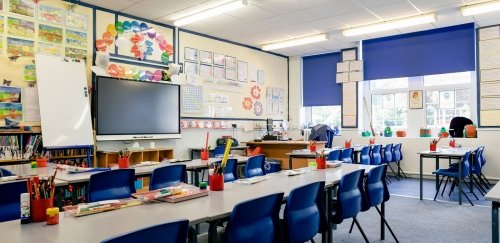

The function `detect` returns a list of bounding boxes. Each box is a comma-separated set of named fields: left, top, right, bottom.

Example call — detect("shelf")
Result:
left=0, top=130, right=41, bottom=135
left=50, top=155, right=94, bottom=159
left=0, top=159, right=31, bottom=163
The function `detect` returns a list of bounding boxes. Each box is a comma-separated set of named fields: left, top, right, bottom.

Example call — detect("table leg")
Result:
left=326, top=187, right=333, bottom=243
left=288, top=156, right=293, bottom=170
left=208, top=220, right=219, bottom=243
left=435, top=157, right=440, bottom=190
left=194, top=169, right=200, bottom=187
left=55, top=187, right=63, bottom=209
left=420, top=155, right=423, bottom=200
left=381, top=202, right=386, bottom=240
left=459, top=158, right=462, bottom=205
left=493, top=201, right=499, bottom=243
left=188, top=226, right=197, bottom=243
left=191, top=150, right=194, bottom=160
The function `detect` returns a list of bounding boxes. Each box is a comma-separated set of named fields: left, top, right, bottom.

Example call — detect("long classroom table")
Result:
left=0, top=163, right=378, bottom=243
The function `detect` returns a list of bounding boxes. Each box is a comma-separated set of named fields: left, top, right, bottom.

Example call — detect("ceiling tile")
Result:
left=408, top=0, right=463, bottom=11
left=312, top=0, right=364, bottom=17
left=253, top=16, right=295, bottom=29
left=280, top=8, right=329, bottom=24
left=121, top=3, right=173, bottom=20
left=224, top=22, right=270, bottom=35
left=395, top=22, right=436, bottom=33
left=332, top=10, right=381, bottom=27
left=227, top=5, right=275, bottom=22
left=256, top=0, right=309, bottom=14
left=200, top=15, right=247, bottom=26
left=354, top=0, right=409, bottom=9
left=370, top=2, right=421, bottom=20
left=82, top=0, right=137, bottom=11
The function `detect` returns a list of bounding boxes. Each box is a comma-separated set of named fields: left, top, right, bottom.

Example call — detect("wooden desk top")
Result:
left=244, top=140, right=326, bottom=145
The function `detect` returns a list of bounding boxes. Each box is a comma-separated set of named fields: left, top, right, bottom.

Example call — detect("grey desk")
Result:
left=485, top=181, right=500, bottom=243
left=417, top=147, right=477, bottom=205
left=189, top=146, right=247, bottom=160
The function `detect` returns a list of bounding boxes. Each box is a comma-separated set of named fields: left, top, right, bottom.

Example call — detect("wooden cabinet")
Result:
left=96, top=148, right=174, bottom=168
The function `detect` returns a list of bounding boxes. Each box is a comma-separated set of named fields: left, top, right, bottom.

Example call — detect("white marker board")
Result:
left=35, top=54, right=94, bottom=148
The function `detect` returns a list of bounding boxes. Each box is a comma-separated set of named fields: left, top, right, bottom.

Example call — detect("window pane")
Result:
left=311, top=106, right=341, bottom=128
left=371, top=92, right=407, bottom=132
left=370, top=77, right=409, bottom=91
left=424, top=71, right=471, bottom=87
left=425, top=88, right=471, bottom=129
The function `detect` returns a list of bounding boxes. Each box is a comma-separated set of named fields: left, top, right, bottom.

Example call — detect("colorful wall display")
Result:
left=65, top=47, right=87, bottom=60
left=7, top=37, right=34, bottom=57
left=7, top=17, right=34, bottom=38
left=66, top=29, right=87, bottom=47
left=38, top=4, right=64, bottom=25
left=66, top=11, right=87, bottom=30
left=9, top=0, right=35, bottom=18
left=38, top=42, right=62, bottom=56
left=39, top=24, right=63, bottom=44
left=0, top=16, right=4, bottom=32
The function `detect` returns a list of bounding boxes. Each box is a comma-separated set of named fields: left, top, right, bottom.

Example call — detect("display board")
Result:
left=178, top=30, right=288, bottom=120
left=478, top=25, right=500, bottom=127
left=341, top=48, right=358, bottom=128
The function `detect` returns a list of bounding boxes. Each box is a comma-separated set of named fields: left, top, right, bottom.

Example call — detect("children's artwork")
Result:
left=225, top=56, right=236, bottom=69
left=0, top=86, right=21, bottom=103
left=225, top=68, right=236, bottom=81
left=39, top=24, right=63, bottom=44
left=0, top=35, right=3, bottom=54
left=251, top=85, right=261, bottom=100
left=9, top=0, right=35, bottom=18
left=0, top=16, right=4, bottom=32
left=182, top=85, right=203, bottom=114
left=200, top=64, right=212, bottom=78
left=184, top=61, right=198, bottom=75
left=254, top=101, right=263, bottom=116
left=257, top=70, right=265, bottom=84
left=199, top=50, right=212, bottom=64
left=214, top=66, right=225, bottom=79
left=214, top=53, right=225, bottom=66
left=23, top=64, right=35, bottom=82
left=237, top=61, right=248, bottom=82
left=66, top=29, right=87, bottom=48
left=65, top=47, right=87, bottom=60
left=0, top=103, right=22, bottom=120
left=39, top=5, right=64, bottom=25
left=7, top=17, right=34, bottom=38
left=184, top=47, right=198, bottom=62
left=38, top=42, right=62, bottom=56
left=242, top=97, right=252, bottom=110
left=0, top=0, right=3, bottom=12
left=7, top=37, right=34, bottom=57
left=66, top=11, right=87, bottom=30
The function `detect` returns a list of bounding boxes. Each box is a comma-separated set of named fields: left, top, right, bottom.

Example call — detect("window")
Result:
left=370, top=77, right=408, bottom=90
left=311, top=106, right=341, bottom=128
left=371, top=93, right=408, bottom=131
left=424, top=71, right=471, bottom=87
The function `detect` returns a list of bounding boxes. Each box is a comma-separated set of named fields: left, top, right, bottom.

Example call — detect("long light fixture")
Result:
left=261, top=34, right=329, bottom=51
left=461, top=0, right=500, bottom=16
left=342, top=13, right=437, bottom=37
left=173, top=0, right=248, bottom=27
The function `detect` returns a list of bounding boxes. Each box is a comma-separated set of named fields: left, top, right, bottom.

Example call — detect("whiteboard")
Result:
left=35, top=54, right=94, bottom=148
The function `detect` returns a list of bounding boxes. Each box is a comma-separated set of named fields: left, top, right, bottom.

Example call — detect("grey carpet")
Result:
left=313, top=195, right=491, bottom=242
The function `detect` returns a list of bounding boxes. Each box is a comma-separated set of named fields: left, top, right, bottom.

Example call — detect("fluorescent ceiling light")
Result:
left=261, top=34, right=329, bottom=51
left=173, top=0, right=247, bottom=26
left=342, top=13, right=437, bottom=37
left=461, top=0, right=500, bottom=16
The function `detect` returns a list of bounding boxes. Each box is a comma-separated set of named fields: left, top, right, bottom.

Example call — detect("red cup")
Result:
left=369, top=140, right=375, bottom=145
left=201, top=150, right=209, bottom=160
left=345, top=142, right=351, bottom=148
left=209, top=174, right=224, bottom=191
left=309, top=144, right=317, bottom=152
left=430, top=144, right=437, bottom=152
left=449, top=141, right=455, bottom=148
left=118, top=157, right=129, bottom=168
left=36, top=158, right=48, bottom=167
left=31, top=198, right=53, bottom=222
left=316, top=158, right=326, bottom=169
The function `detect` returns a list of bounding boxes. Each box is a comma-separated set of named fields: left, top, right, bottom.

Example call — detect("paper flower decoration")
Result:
left=251, top=85, right=261, bottom=100
left=254, top=101, right=263, bottom=116
left=242, top=97, right=252, bottom=110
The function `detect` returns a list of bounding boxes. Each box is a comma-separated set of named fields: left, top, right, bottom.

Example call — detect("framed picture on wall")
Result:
left=199, top=50, right=212, bottom=64
left=214, top=53, right=225, bottom=66
left=184, top=47, right=198, bottom=62
left=409, top=90, right=423, bottom=109
left=225, top=56, right=236, bottom=68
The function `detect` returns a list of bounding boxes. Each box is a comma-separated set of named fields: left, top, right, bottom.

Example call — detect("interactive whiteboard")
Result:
left=35, top=54, right=94, bottom=148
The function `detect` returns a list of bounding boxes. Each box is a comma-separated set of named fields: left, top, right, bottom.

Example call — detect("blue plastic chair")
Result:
left=244, top=155, right=265, bottom=178
left=225, top=192, right=284, bottom=243
left=213, top=145, right=226, bottom=157
left=341, top=148, right=354, bottom=163
left=150, top=165, right=186, bottom=190
left=432, top=151, right=478, bottom=205
left=283, top=181, right=327, bottom=243
left=101, top=219, right=189, bottom=243
left=359, top=146, right=371, bottom=165
left=390, top=143, right=407, bottom=179
left=87, top=169, right=136, bottom=203
left=0, top=180, right=27, bottom=222
left=0, top=168, right=13, bottom=177
left=327, top=150, right=341, bottom=161
left=223, top=159, right=238, bottom=182
left=370, top=145, right=382, bottom=165
left=477, top=147, right=492, bottom=187
left=331, top=169, right=368, bottom=242
left=326, top=130, right=334, bottom=148
left=382, top=144, right=393, bottom=164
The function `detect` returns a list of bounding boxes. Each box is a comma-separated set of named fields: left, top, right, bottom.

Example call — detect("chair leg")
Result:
left=441, top=177, right=450, bottom=197
left=353, top=217, right=370, bottom=243
left=449, top=179, right=456, bottom=197
left=460, top=188, right=474, bottom=206
left=434, top=175, right=445, bottom=201
left=311, top=239, right=315, bottom=243
left=397, top=161, right=407, bottom=179
left=387, top=164, right=400, bottom=181
left=349, top=219, right=355, bottom=234
left=462, top=179, right=479, bottom=200
left=479, top=173, right=491, bottom=188
left=470, top=175, right=486, bottom=196
left=375, top=206, right=400, bottom=243
left=481, top=173, right=493, bottom=186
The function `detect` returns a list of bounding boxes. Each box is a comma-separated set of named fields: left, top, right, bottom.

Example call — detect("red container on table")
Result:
left=209, top=174, right=224, bottom=191
left=46, top=207, right=59, bottom=225
left=345, top=142, right=351, bottom=148
left=36, top=158, right=48, bottom=167
left=316, top=158, right=326, bottom=169
left=200, top=150, right=209, bottom=160
left=118, top=157, right=129, bottom=168
left=31, top=198, right=53, bottom=222
left=309, top=144, right=317, bottom=152
left=430, top=144, right=437, bottom=152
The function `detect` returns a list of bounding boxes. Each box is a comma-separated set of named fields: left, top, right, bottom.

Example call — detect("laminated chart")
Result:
left=181, top=85, right=203, bottom=114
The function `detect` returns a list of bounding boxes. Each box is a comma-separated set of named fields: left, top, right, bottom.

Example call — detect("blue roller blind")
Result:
left=302, top=52, right=343, bottom=106
left=363, top=23, right=475, bottom=80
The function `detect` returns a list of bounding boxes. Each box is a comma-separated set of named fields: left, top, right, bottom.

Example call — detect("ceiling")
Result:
left=81, top=0, right=500, bottom=57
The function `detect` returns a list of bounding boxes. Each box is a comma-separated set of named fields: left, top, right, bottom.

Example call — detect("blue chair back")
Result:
left=341, top=148, right=354, bottom=163
left=0, top=168, right=13, bottom=177
left=393, top=143, right=402, bottom=161
left=460, top=151, right=472, bottom=177
left=363, top=165, right=390, bottom=211
left=0, top=180, right=27, bottom=222
left=480, top=146, right=486, bottom=167
left=383, top=144, right=393, bottom=163
left=223, top=159, right=238, bottom=182
left=87, top=169, right=136, bottom=203
left=371, top=145, right=382, bottom=165
left=150, top=165, right=186, bottom=190
left=326, top=130, right=334, bottom=148
left=244, top=155, right=265, bottom=178
left=327, top=150, right=341, bottom=161
left=226, top=193, right=284, bottom=243
left=284, top=181, right=327, bottom=243
left=101, top=219, right=189, bottom=243
left=213, top=145, right=226, bottom=157
left=360, top=146, right=371, bottom=165
left=332, top=169, right=365, bottom=224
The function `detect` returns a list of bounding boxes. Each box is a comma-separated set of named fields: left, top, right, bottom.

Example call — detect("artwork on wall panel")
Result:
left=38, top=4, right=64, bottom=25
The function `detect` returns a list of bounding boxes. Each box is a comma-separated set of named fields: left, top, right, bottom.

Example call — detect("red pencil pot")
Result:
left=316, top=158, right=326, bottom=169
left=118, top=157, right=129, bottom=169
left=209, top=174, right=224, bottom=191
left=449, top=140, right=456, bottom=148
left=430, top=144, right=437, bottom=152
left=31, top=198, right=53, bottom=222
left=200, top=150, right=209, bottom=160
left=36, top=158, right=48, bottom=167
left=369, top=140, right=375, bottom=145
left=309, top=144, right=317, bottom=152
left=345, top=142, right=351, bottom=148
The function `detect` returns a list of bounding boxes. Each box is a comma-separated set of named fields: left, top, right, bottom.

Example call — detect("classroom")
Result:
left=0, top=0, right=500, bottom=242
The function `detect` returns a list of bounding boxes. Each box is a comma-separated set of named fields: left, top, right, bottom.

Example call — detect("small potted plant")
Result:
left=316, top=150, right=327, bottom=170
left=384, top=127, right=393, bottom=137
left=438, top=127, right=449, bottom=138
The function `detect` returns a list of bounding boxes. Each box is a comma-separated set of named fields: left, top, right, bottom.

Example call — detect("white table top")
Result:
left=0, top=163, right=375, bottom=243
left=485, top=181, right=500, bottom=202
left=417, top=147, right=478, bottom=156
